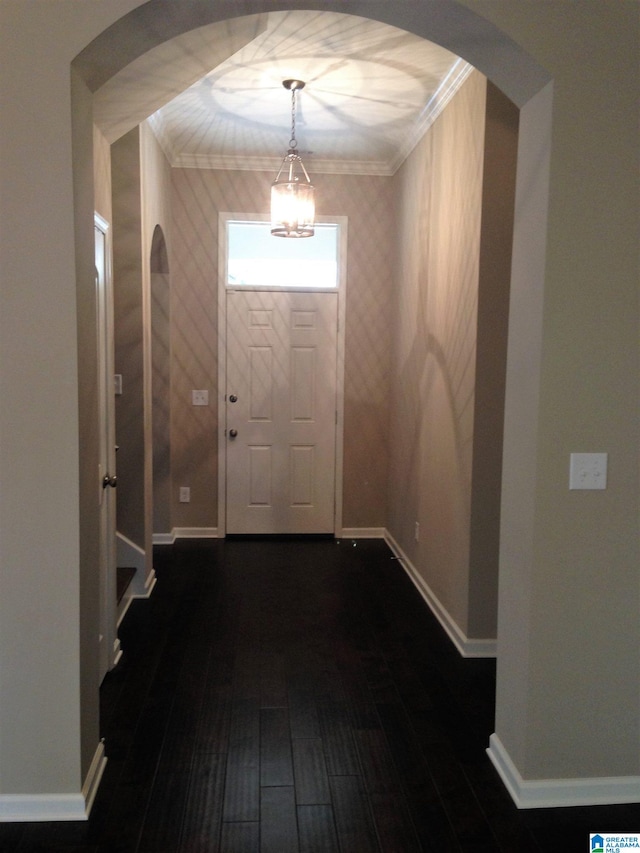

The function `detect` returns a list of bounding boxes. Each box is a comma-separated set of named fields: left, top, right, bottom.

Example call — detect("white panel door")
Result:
left=225, top=289, right=338, bottom=534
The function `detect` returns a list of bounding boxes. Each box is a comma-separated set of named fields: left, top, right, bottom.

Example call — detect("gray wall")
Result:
left=75, top=69, right=101, bottom=785
left=468, top=81, right=518, bottom=638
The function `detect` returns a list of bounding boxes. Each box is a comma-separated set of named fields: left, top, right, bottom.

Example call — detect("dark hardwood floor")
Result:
left=2, top=538, right=638, bottom=852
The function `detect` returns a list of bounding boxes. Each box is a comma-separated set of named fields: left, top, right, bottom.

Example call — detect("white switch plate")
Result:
left=114, top=374, right=122, bottom=395
left=179, top=486, right=190, bottom=503
left=569, top=453, right=608, bottom=490
left=192, top=389, right=209, bottom=406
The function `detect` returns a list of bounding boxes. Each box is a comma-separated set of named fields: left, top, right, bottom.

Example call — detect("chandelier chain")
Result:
left=290, top=88, right=297, bottom=151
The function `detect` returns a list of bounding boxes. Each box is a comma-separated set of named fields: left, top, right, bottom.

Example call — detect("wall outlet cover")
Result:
left=192, top=390, right=209, bottom=406
left=569, top=452, right=608, bottom=490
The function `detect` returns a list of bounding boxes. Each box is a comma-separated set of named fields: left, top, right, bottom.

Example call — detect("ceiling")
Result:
left=140, top=11, right=472, bottom=176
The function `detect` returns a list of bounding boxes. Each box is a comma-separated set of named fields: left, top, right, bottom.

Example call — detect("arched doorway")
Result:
left=72, top=0, right=553, bottom=808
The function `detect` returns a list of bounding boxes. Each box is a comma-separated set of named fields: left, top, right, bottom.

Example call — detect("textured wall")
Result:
left=388, top=71, right=486, bottom=636
left=170, top=167, right=394, bottom=532
left=320, top=175, right=395, bottom=530
left=151, top=239, right=171, bottom=534
left=139, top=123, right=173, bottom=562
left=93, top=126, right=112, bottom=223
left=170, top=167, right=222, bottom=530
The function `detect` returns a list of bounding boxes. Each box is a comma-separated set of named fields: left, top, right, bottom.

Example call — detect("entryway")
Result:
left=218, top=215, right=347, bottom=536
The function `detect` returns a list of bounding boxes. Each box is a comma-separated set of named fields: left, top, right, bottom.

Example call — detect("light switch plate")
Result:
left=192, top=389, right=209, bottom=406
left=569, top=453, right=608, bottom=490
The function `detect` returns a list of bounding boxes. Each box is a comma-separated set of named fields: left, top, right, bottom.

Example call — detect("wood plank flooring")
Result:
left=1, top=537, right=638, bottom=852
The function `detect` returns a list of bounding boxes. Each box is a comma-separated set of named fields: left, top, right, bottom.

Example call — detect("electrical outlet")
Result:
left=114, top=374, right=122, bottom=395
left=192, top=389, right=209, bottom=406
left=414, top=521, right=420, bottom=542
left=179, top=486, right=190, bottom=503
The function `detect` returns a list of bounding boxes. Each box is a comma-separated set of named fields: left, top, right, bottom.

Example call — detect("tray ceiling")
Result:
left=96, top=11, right=472, bottom=176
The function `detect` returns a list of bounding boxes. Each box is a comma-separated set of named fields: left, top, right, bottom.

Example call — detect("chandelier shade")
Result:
left=271, top=80, right=315, bottom=238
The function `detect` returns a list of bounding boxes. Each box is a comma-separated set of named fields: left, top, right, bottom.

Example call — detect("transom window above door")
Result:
left=225, top=219, right=339, bottom=290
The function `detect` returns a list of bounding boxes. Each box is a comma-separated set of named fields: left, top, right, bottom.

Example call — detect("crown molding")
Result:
left=169, top=152, right=395, bottom=176
left=147, top=112, right=177, bottom=164
left=388, top=59, right=474, bottom=173
left=148, top=60, right=474, bottom=177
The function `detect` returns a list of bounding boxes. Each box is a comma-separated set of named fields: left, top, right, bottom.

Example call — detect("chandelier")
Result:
left=271, top=79, right=315, bottom=238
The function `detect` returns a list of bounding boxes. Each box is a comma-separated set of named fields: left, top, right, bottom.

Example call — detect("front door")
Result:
left=225, top=289, right=338, bottom=534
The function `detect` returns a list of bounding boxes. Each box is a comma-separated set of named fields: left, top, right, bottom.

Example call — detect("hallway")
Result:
left=3, top=538, right=638, bottom=852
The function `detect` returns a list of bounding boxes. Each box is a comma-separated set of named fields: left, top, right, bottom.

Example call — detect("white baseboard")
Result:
left=141, top=567, right=157, bottom=596
left=82, top=740, right=107, bottom=817
left=117, top=598, right=133, bottom=628
left=153, top=531, right=175, bottom=544
left=116, top=533, right=157, bottom=626
left=173, top=527, right=219, bottom=539
left=116, top=531, right=145, bottom=572
left=156, top=528, right=380, bottom=542
left=0, top=792, right=87, bottom=822
left=384, top=530, right=497, bottom=659
left=153, top=528, right=219, bottom=544
left=487, top=733, right=640, bottom=809
left=117, top=568, right=156, bottom=627
left=339, top=527, right=385, bottom=539
left=112, top=636, right=122, bottom=667
left=0, top=741, right=107, bottom=822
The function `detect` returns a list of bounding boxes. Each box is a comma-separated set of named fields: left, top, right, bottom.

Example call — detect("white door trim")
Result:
left=217, top=212, right=347, bottom=537
left=94, top=212, right=118, bottom=677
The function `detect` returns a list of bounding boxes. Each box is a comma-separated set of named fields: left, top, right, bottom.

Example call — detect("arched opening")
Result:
left=72, top=0, right=554, bottom=807
left=3, top=0, right=637, bottom=823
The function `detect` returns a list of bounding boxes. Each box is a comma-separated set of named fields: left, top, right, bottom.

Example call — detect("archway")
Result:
left=72, top=0, right=554, bottom=807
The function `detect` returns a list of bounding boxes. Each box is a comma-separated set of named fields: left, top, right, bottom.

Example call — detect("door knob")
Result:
left=228, top=429, right=238, bottom=439
left=102, top=474, right=117, bottom=489
left=229, top=394, right=238, bottom=403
